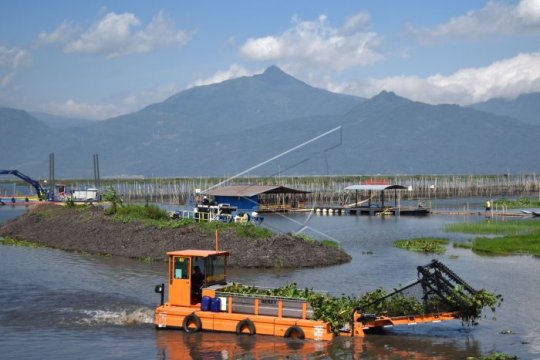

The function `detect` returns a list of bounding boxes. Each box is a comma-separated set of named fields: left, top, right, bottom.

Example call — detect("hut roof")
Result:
left=204, top=185, right=309, bottom=197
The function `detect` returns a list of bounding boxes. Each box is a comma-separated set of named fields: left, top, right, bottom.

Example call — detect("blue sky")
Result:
left=1, top=0, right=539, bottom=120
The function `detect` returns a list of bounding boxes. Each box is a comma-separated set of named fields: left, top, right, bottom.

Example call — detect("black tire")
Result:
left=236, top=319, right=256, bottom=335
left=284, top=325, right=305, bottom=340
left=182, top=313, right=202, bottom=333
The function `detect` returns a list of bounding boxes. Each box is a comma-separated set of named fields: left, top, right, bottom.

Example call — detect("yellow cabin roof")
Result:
left=166, top=249, right=229, bottom=257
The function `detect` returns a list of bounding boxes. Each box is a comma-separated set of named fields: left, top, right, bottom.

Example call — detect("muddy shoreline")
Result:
left=0, top=204, right=351, bottom=268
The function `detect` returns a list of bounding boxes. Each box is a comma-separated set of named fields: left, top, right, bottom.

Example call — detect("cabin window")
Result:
left=205, top=255, right=226, bottom=284
left=192, top=257, right=205, bottom=275
left=174, top=257, right=190, bottom=279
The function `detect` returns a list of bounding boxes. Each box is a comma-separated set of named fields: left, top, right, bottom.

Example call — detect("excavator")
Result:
left=0, top=169, right=47, bottom=201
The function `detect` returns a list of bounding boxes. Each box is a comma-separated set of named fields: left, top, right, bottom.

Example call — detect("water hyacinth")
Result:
left=219, top=282, right=502, bottom=334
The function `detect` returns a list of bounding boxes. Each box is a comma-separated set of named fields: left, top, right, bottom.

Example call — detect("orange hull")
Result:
left=155, top=302, right=336, bottom=341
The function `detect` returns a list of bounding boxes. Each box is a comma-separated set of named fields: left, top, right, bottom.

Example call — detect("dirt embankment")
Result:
left=0, top=204, right=351, bottom=268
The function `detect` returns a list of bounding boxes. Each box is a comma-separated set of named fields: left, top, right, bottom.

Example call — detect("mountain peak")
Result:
left=262, top=65, right=287, bottom=76
left=367, top=91, right=413, bottom=106
left=258, top=65, right=301, bottom=85
left=373, top=90, right=399, bottom=100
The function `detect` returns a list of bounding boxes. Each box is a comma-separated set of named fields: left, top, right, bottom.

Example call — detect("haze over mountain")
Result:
left=30, top=112, right=94, bottom=129
left=1, top=67, right=539, bottom=179
left=469, top=93, right=540, bottom=126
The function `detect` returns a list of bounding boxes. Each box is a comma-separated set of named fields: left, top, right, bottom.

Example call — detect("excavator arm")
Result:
left=0, top=170, right=46, bottom=200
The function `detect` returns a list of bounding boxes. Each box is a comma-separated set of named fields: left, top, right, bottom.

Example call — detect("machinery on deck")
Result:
left=154, top=250, right=484, bottom=341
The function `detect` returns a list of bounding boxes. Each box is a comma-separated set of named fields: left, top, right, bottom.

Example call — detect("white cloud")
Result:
left=0, top=46, right=31, bottom=87
left=62, top=11, right=192, bottom=57
left=330, top=52, right=540, bottom=105
left=42, top=82, right=183, bottom=120
left=517, top=0, right=540, bottom=24
left=189, top=64, right=253, bottom=87
left=36, top=21, right=78, bottom=46
left=410, top=0, right=540, bottom=41
left=240, top=13, right=382, bottom=71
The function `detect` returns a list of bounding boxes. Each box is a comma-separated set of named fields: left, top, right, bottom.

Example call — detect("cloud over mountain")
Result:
left=330, top=52, right=540, bottom=105
left=39, top=11, right=192, bottom=57
left=240, top=13, right=382, bottom=70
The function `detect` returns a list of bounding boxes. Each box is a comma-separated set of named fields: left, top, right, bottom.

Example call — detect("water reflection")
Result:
left=154, top=330, right=482, bottom=359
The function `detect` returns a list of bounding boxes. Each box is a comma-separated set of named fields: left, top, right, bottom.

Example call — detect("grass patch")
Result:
left=320, top=240, right=340, bottom=249
left=445, top=220, right=537, bottom=236
left=232, top=223, right=273, bottom=239
left=110, top=204, right=192, bottom=229
left=294, top=232, right=314, bottom=242
left=473, top=235, right=540, bottom=256
left=106, top=204, right=275, bottom=238
left=0, top=236, right=43, bottom=248
left=197, top=221, right=274, bottom=239
left=493, top=197, right=540, bottom=209
left=453, top=242, right=473, bottom=249
left=394, top=237, right=449, bottom=255
left=285, top=233, right=340, bottom=248
left=139, top=256, right=154, bottom=263
left=446, top=219, right=540, bottom=256
left=114, top=204, right=169, bottom=221
left=471, top=352, right=518, bottom=360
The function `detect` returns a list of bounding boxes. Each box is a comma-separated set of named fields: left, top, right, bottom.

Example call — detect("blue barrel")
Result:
left=210, top=297, right=221, bottom=312
left=201, top=296, right=211, bottom=311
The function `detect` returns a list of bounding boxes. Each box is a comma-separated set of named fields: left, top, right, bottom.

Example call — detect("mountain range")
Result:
left=1, top=66, right=539, bottom=179
left=469, top=92, right=540, bottom=126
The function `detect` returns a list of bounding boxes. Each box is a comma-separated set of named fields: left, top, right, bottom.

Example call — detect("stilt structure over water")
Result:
left=343, top=183, right=429, bottom=216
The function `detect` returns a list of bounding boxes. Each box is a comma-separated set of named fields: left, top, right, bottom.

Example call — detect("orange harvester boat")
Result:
left=154, top=250, right=468, bottom=340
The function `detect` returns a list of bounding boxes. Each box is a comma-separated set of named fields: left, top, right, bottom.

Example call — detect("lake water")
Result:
left=1, top=204, right=539, bottom=359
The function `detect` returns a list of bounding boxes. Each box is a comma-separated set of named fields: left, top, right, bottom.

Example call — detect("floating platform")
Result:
left=313, top=206, right=430, bottom=216
left=347, top=206, right=430, bottom=216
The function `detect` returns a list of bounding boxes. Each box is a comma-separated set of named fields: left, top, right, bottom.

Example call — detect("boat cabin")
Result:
left=166, top=250, right=229, bottom=306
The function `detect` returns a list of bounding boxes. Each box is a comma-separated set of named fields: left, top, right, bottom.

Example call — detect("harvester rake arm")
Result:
left=419, top=275, right=469, bottom=310
left=417, top=261, right=476, bottom=310
left=421, top=260, right=476, bottom=294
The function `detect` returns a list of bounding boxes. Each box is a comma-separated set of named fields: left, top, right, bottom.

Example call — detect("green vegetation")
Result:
left=446, top=219, right=540, bottom=257
left=110, top=204, right=185, bottom=230
left=115, top=204, right=169, bottom=221
left=196, top=221, right=274, bottom=239
left=320, top=239, right=340, bottom=249
left=105, top=203, right=277, bottom=239
left=65, top=197, right=76, bottom=208
left=493, top=196, right=540, bottom=209
left=102, top=186, right=123, bottom=214
left=445, top=220, right=537, bottom=236
left=473, top=235, right=540, bottom=256
left=468, top=352, right=518, bottom=360
left=292, top=233, right=340, bottom=249
left=139, top=256, right=154, bottom=263
left=219, top=282, right=501, bottom=334
left=0, top=236, right=43, bottom=248
left=394, top=237, right=449, bottom=254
